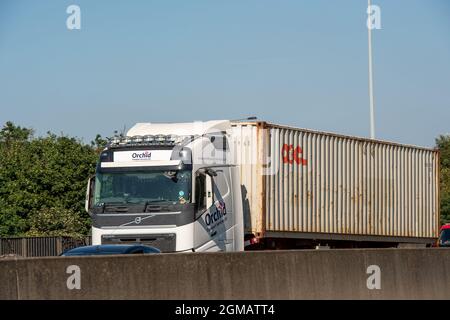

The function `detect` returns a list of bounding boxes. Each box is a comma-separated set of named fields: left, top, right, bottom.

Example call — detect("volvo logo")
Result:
left=120, top=215, right=156, bottom=228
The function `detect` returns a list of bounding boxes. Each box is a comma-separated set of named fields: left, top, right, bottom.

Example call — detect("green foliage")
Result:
left=0, top=122, right=103, bottom=237
left=0, top=121, right=33, bottom=143
left=436, top=135, right=450, bottom=224
left=91, top=134, right=108, bottom=153
left=26, top=206, right=87, bottom=239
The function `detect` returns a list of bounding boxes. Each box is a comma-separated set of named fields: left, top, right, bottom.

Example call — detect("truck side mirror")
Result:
left=197, top=167, right=217, bottom=177
left=85, top=176, right=95, bottom=215
left=206, top=168, right=217, bottom=177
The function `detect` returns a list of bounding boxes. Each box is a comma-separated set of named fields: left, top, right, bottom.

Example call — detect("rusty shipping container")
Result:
left=231, top=121, right=440, bottom=244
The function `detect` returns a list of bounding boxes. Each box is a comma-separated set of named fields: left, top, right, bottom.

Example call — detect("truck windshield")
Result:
left=94, top=170, right=192, bottom=205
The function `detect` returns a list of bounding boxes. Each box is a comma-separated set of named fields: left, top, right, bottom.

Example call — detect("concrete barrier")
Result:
left=1, top=248, right=450, bottom=299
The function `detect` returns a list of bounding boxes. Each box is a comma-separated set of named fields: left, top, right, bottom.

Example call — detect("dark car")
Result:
left=61, top=244, right=161, bottom=256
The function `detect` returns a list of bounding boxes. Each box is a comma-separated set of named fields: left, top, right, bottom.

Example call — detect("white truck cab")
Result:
left=86, top=120, right=244, bottom=252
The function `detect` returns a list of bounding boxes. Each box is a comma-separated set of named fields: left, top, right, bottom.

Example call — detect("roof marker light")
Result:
left=107, top=134, right=196, bottom=148
left=144, top=135, right=155, bottom=143
left=123, top=136, right=132, bottom=144
left=132, top=135, right=143, bottom=144
left=110, top=136, right=121, bottom=145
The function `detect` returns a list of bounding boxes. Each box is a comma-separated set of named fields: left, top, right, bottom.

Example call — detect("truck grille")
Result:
left=101, top=233, right=176, bottom=252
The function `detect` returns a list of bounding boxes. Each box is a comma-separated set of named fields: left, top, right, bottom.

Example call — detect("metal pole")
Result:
left=368, top=0, right=376, bottom=139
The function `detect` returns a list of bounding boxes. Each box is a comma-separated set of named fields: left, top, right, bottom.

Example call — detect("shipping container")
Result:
left=231, top=121, right=440, bottom=244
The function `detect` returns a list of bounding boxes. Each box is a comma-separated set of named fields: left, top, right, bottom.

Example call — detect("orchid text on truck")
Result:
left=205, top=201, right=227, bottom=226
left=132, top=151, right=151, bottom=160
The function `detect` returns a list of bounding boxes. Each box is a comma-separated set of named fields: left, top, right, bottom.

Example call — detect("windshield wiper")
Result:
left=99, top=202, right=130, bottom=213
left=143, top=199, right=175, bottom=212
left=97, top=200, right=174, bottom=213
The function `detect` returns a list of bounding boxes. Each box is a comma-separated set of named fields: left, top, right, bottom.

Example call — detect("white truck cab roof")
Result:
left=127, top=120, right=230, bottom=137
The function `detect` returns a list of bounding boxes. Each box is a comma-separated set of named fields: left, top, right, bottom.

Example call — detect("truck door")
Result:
left=193, top=167, right=234, bottom=251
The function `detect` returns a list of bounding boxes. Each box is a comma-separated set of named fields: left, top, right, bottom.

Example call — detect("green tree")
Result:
left=0, top=122, right=99, bottom=237
left=91, top=134, right=108, bottom=154
left=26, top=206, right=86, bottom=238
left=0, top=122, right=32, bottom=235
left=0, top=121, right=33, bottom=143
left=436, top=134, right=450, bottom=224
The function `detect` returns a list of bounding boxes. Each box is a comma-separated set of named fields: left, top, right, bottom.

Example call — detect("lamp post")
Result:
left=368, top=0, right=376, bottom=139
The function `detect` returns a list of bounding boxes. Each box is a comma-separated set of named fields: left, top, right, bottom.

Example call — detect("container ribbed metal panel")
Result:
left=231, top=122, right=440, bottom=240
left=231, top=123, right=262, bottom=233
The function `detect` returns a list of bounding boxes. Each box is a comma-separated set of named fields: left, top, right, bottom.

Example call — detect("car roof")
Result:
left=63, top=244, right=154, bottom=255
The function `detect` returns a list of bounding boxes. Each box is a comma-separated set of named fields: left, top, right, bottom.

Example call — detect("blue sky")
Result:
left=0, top=0, right=449, bottom=147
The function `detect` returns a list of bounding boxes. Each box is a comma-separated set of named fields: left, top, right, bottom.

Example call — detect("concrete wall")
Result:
left=1, top=249, right=450, bottom=299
